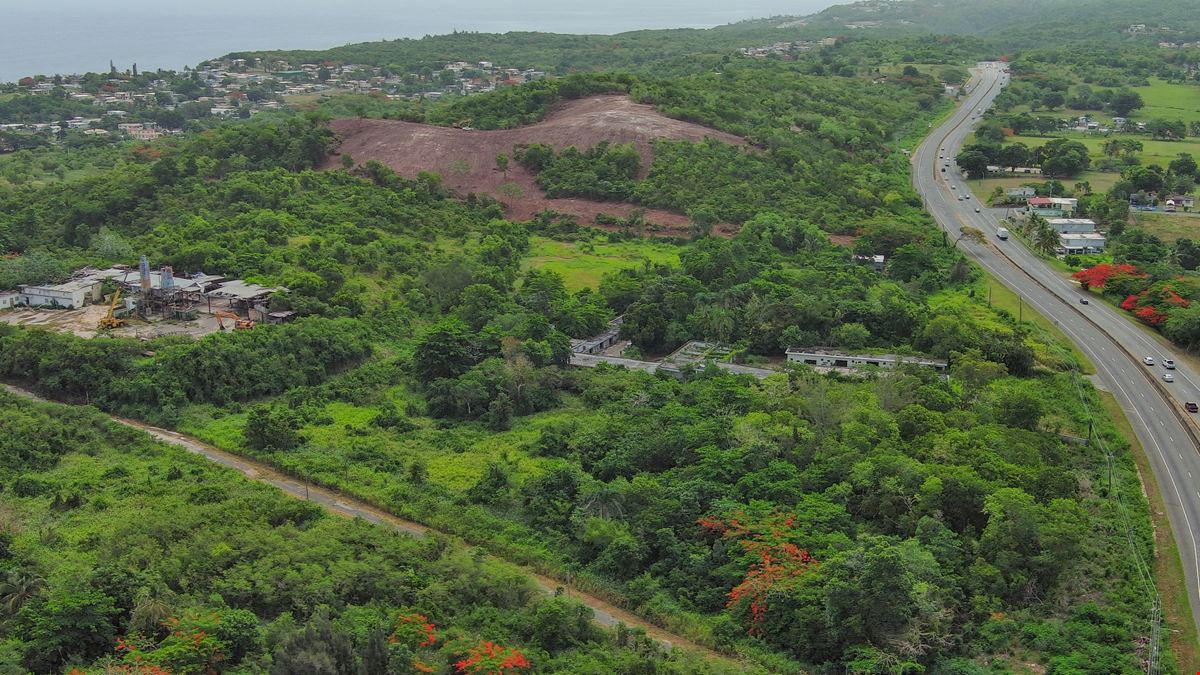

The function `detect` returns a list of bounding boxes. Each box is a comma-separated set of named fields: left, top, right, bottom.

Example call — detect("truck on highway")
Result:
left=996, top=227, right=1009, bottom=240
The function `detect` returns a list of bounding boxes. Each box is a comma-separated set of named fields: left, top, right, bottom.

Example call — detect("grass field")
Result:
left=963, top=127, right=1200, bottom=202
left=1133, top=211, right=1200, bottom=243
left=1133, top=78, right=1200, bottom=124
left=522, top=236, right=681, bottom=291
left=1001, top=133, right=1200, bottom=169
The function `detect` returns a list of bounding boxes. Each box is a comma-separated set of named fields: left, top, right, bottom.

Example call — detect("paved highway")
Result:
left=916, top=63, right=1200, bottom=641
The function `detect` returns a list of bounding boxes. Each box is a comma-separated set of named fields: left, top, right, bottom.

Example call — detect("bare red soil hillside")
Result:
left=324, top=95, right=745, bottom=234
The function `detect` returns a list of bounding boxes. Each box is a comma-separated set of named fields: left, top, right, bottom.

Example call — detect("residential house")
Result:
left=1006, top=187, right=1036, bottom=202
left=1164, top=195, right=1195, bottom=212
left=1059, top=232, right=1106, bottom=254
left=1027, top=197, right=1077, bottom=217
left=1047, top=218, right=1097, bottom=234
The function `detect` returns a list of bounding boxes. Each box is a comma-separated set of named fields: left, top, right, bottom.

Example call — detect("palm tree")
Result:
left=0, top=570, right=46, bottom=616
left=1034, top=220, right=1061, bottom=256
left=579, top=484, right=625, bottom=520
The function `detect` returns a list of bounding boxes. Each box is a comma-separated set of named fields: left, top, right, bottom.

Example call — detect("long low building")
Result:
left=785, top=348, right=948, bottom=373
left=17, top=278, right=103, bottom=309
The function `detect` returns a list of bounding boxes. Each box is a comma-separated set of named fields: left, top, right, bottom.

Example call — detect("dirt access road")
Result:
left=326, top=95, right=745, bottom=237
left=1, top=383, right=738, bottom=667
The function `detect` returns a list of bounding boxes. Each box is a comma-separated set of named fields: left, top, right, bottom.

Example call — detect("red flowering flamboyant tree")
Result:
left=455, top=641, right=530, bottom=673
left=699, top=511, right=818, bottom=635
left=1073, top=263, right=1143, bottom=290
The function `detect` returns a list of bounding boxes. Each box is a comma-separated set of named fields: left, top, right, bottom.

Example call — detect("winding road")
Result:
left=916, top=63, right=1200, bottom=644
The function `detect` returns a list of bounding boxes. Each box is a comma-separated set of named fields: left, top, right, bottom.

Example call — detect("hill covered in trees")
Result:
left=766, top=0, right=1200, bottom=45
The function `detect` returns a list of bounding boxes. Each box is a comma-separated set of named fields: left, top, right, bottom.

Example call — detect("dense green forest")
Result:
left=0, top=391, right=731, bottom=673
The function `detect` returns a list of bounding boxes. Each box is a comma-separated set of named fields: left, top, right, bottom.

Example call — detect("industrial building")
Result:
left=4, top=257, right=284, bottom=322
left=17, top=278, right=103, bottom=309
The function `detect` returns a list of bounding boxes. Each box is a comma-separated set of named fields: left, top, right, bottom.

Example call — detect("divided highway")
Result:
left=915, top=63, right=1200, bottom=639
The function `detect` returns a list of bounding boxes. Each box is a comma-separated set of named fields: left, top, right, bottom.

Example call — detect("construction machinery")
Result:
left=213, top=310, right=255, bottom=331
left=97, top=289, right=125, bottom=330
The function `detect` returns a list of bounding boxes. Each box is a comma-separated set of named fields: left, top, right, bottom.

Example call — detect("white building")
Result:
left=0, top=291, right=18, bottom=310
left=1059, top=232, right=1106, bottom=254
left=1047, top=218, right=1096, bottom=234
left=18, top=279, right=103, bottom=308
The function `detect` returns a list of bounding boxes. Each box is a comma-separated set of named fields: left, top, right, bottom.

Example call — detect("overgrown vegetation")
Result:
left=0, top=42, right=1179, bottom=674
left=0, top=391, right=733, bottom=673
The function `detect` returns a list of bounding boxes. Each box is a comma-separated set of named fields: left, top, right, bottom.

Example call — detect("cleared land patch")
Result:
left=325, top=95, right=745, bottom=234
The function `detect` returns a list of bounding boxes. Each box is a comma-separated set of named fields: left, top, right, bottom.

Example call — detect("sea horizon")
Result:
left=1, top=1, right=833, bottom=83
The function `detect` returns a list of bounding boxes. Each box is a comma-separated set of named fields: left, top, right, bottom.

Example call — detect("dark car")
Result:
left=1079, top=297, right=1089, bottom=304
left=1187, top=401, right=1198, bottom=413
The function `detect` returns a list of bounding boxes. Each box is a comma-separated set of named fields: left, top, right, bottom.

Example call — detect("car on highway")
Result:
left=1079, top=297, right=1089, bottom=304
left=951, top=185, right=956, bottom=190
left=975, top=207, right=981, bottom=213
left=964, top=195, right=970, bottom=200
left=1186, top=401, right=1198, bottom=413
left=1143, top=356, right=1155, bottom=366
left=958, top=197, right=964, bottom=201
left=1164, top=359, right=1176, bottom=369
left=1164, top=372, right=1175, bottom=382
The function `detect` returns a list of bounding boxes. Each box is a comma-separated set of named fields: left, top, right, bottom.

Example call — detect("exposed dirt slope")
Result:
left=324, top=95, right=745, bottom=235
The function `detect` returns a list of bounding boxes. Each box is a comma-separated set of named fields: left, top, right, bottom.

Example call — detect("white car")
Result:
left=975, top=207, right=981, bottom=213
left=964, top=195, right=971, bottom=200
left=1143, top=356, right=1155, bottom=366
left=1164, top=359, right=1176, bottom=369
left=1164, top=372, right=1175, bottom=382
left=951, top=185, right=957, bottom=190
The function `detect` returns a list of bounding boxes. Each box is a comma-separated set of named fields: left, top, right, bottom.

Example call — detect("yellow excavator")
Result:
left=213, top=310, right=256, bottom=331
left=97, top=289, right=125, bottom=330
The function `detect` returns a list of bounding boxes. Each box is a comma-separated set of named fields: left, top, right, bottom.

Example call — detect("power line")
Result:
left=1070, top=370, right=1161, bottom=674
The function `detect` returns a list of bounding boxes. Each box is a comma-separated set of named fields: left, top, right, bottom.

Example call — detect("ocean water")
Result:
left=2, top=1, right=834, bottom=83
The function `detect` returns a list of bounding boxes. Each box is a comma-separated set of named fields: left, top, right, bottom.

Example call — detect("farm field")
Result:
left=522, top=236, right=681, bottom=290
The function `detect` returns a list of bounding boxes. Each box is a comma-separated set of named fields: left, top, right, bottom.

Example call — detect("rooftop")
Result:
left=207, top=280, right=281, bottom=300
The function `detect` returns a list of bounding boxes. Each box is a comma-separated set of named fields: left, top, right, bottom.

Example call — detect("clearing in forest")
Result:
left=324, top=95, right=745, bottom=235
